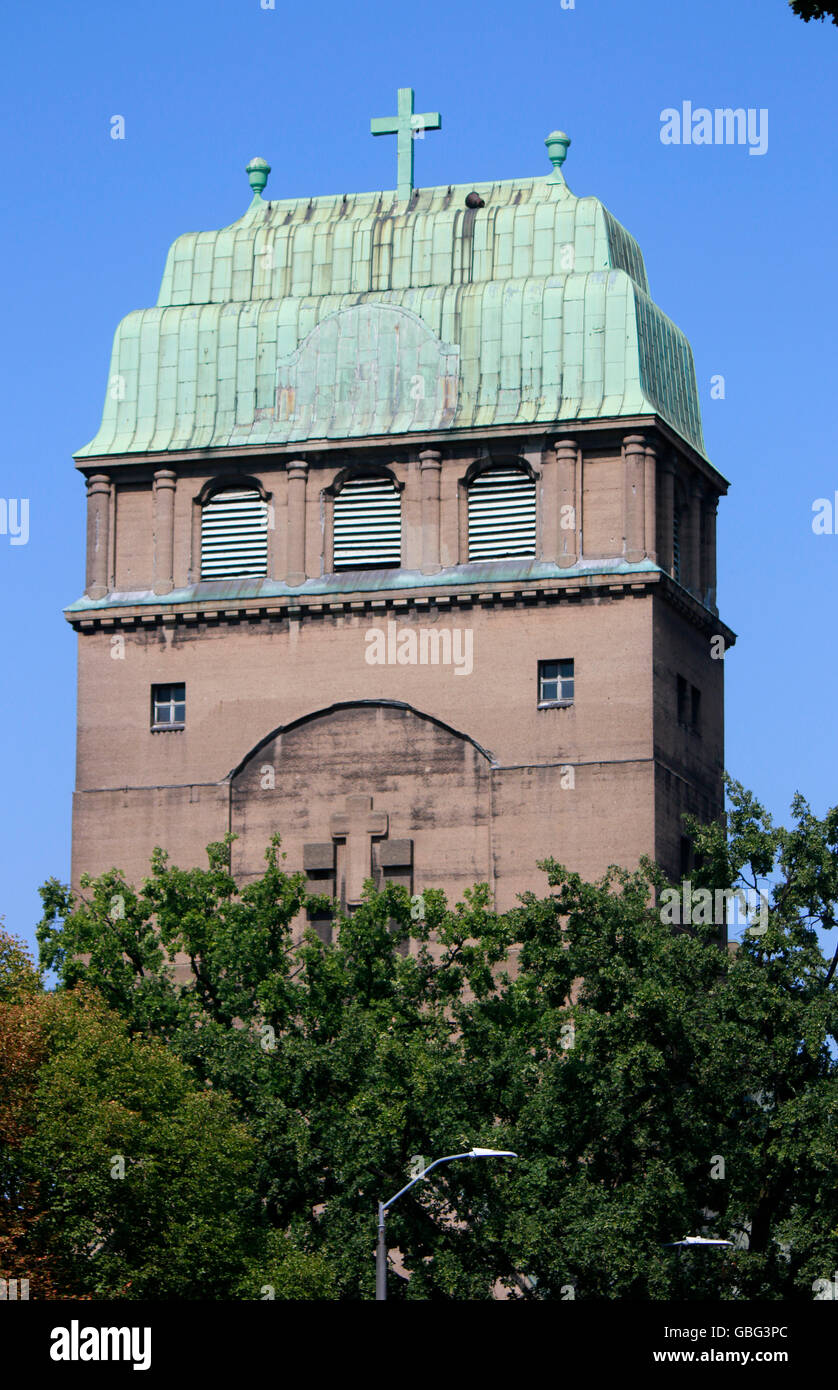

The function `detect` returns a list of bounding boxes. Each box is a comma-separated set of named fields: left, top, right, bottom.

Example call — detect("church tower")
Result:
left=67, top=98, right=732, bottom=925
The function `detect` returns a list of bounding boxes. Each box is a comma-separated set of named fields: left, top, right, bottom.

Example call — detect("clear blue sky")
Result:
left=1, top=0, right=835, bottom=955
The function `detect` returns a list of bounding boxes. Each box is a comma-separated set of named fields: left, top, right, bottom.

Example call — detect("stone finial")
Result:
left=545, top=130, right=571, bottom=181
left=246, top=157, right=271, bottom=196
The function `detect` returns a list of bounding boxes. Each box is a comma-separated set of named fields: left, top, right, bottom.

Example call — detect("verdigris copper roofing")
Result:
left=76, top=162, right=707, bottom=460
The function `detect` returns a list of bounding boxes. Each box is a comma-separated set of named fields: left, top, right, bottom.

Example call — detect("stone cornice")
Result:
left=74, top=414, right=730, bottom=494
left=64, top=568, right=736, bottom=646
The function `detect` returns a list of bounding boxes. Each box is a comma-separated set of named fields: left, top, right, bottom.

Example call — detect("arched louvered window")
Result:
left=672, top=506, right=682, bottom=583
left=467, top=468, right=536, bottom=561
left=201, top=488, right=268, bottom=579
left=333, top=475, right=401, bottom=570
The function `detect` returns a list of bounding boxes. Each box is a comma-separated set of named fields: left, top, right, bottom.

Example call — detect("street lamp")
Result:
left=375, top=1147, right=518, bottom=1300
left=664, top=1236, right=734, bottom=1246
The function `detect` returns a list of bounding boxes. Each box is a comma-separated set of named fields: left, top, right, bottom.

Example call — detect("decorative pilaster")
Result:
left=286, top=459, right=308, bottom=586
left=419, top=449, right=442, bottom=574
left=704, top=494, right=718, bottom=611
left=152, top=468, right=177, bottom=595
left=659, top=458, right=675, bottom=576
left=624, top=434, right=646, bottom=563
left=686, top=479, right=703, bottom=595
left=644, top=441, right=658, bottom=563
left=555, top=438, right=578, bottom=567
left=85, top=473, right=111, bottom=600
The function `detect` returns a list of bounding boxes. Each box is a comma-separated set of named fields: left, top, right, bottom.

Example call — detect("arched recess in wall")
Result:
left=225, top=700, right=498, bottom=907
left=458, top=456, right=539, bottom=563
left=192, top=475, right=273, bottom=582
left=321, top=465, right=404, bottom=573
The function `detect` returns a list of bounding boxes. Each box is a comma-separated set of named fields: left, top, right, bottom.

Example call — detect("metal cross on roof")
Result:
left=370, top=87, right=441, bottom=203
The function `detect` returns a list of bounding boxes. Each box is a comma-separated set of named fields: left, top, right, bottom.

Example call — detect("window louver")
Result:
left=673, top=508, right=681, bottom=582
left=333, top=476, right=401, bottom=570
left=201, top=489, right=268, bottom=579
left=467, top=470, right=536, bottom=561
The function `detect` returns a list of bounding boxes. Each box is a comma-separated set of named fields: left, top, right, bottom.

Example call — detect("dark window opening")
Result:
left=677, top=675, right=701, bottom=733
left=677, top=674, right=688, bottom=724
left=679, top=835, right=692, bottom=878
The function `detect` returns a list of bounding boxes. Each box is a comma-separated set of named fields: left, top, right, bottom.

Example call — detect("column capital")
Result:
left=287, top=457, right=308, bottom=478
left=153, top=468, right=177, bottom=488
left=86, top=473, right=111, bottom=494
left=623, top=433, right=647, bottom=453
left=553, top=436, right=578, bottom=458
left=419, top=448, right=442, bottom=469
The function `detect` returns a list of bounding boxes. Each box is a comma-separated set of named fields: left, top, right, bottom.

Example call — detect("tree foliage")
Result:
left=7, top=783, right=838, bottom=1298
left=789, top=1, right=838, bottom=23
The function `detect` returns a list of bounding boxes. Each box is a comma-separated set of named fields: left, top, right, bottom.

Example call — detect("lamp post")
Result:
left=375, top=1147, right=517, bottom=1300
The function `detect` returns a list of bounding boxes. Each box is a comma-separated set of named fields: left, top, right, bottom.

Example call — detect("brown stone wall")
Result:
left=75, top=594, right=655, bottom=790
left=581, top=452, right=623, bottom=558
left=71, top=784, right=229, bottom=885
left=72, top=590, right=667, bottom=900
left=113, top=484, right=153, bottom=590
left=652, top=598, right=725, bottom=880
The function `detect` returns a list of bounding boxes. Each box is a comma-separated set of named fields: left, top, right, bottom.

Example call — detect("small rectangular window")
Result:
left=691, top=684, right=701, bottom=731
left=151, top=683, right=185, bottom=730
left=539, top=659, right=574, bottom=706
left=679, top=835, right=692, bottom=878
left=677, top=674, right=688, bottom=724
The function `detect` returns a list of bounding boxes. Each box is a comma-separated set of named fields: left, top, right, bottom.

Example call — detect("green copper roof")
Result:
left=76, top=141, right=707, bottom=460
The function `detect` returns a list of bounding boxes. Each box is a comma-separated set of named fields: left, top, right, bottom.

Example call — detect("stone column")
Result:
left=152, top=468, right=177, bottom=595
left=624, top=434, right=646, bottom=563
left=555, top=437, right=578, bottom=567
left=85, top=473, right=111, bottom=599
left=659, top=457, right=675, bottom=576
left=644, top=441, right=657, bottom=563
left=704, top=494, right=718, bottom=611
left=286, top=459, right=308, bottom=585
left=686, top=478, right=703, bottom=595
left=419, top=449, right=442, bottom=574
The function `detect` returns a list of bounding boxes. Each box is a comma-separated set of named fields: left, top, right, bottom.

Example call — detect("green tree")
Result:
left=1, top=932, right=309, bottom=1299
left=788, top=2, right=838, bottom=23
left=34, top=788, right=838, bottom=1299
left=23, top=988, right=259, bottom=1298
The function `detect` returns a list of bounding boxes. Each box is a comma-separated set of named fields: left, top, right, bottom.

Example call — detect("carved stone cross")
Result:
left=303, top=795, right=414, bottom=927
left=330, top=794, right=389, bottom=906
